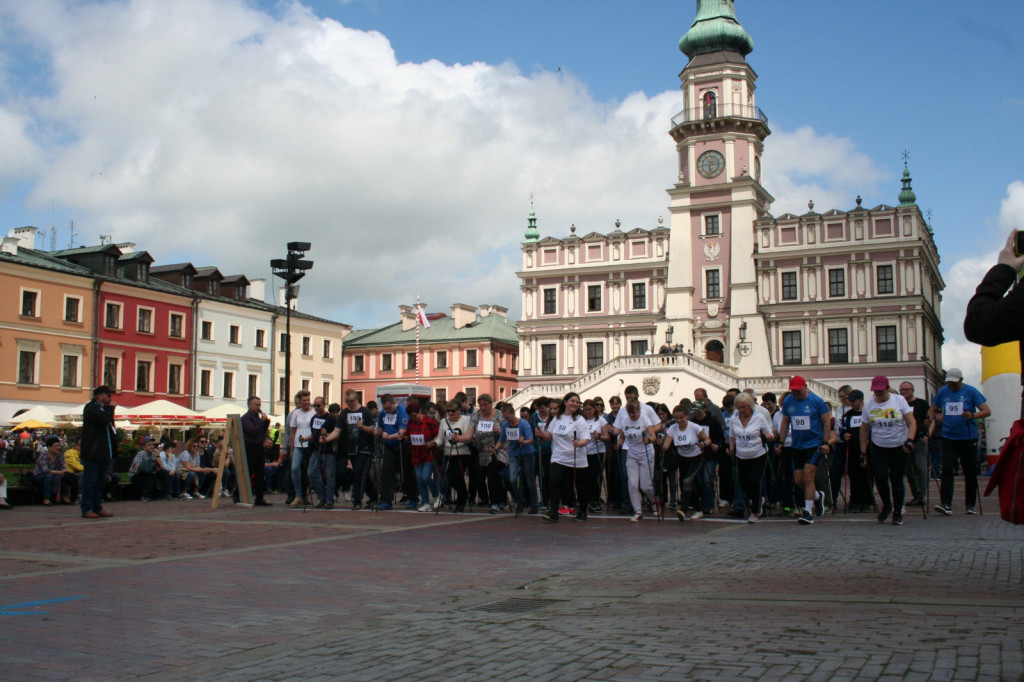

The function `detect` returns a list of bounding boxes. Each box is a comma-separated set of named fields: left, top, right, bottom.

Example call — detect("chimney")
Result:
left=2, top=237, right=19, bottom=255
left=10, top=226, right=38, bottom=249
left=250, top=278, right=266, bottom=302
left=399, top=305, right=416, bottom=331
left=479, top=304, right=491, bottom=317
left=116, top=242, right=136, bottom=254
left=451, top=303, right=477, bottom=330
left=490, top=305, right=509, bottom=318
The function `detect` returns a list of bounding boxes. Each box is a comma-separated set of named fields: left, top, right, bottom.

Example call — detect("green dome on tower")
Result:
left=524, top=208, right=540, bottom=242
left=898, top=166, right=917, bottom=206
left=679, top=0, right=754, bottom=59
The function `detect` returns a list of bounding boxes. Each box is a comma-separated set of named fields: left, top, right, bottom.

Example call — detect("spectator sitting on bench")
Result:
left=129, top=437, right=169, bottom=501
left=158, top=440, right=183, bottom=499
left=65, top=438, right=84, bottom=501
left=35, top=435, right=71, bottom=505
left=180, top=438, right=218, bottom=498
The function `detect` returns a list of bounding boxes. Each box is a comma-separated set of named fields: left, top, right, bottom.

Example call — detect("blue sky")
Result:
left=0, top=0, right=1021, bottom=378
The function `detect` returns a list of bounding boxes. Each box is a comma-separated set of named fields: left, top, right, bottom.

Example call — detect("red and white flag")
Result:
left=416, top=305, right=430, bottom=328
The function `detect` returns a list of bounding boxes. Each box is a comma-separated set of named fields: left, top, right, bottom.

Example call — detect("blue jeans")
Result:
left=291, top=447, right=308, bottom=499
left=415, top=461, right=438, bottom=505
left=38, top=472, right=62, bottom=501
left=80, top=459, right=106, bottom=514
left=308, top=451, right=337, bottom=504
left=508, top=452, right=538, bottom=507
left=699, top=459, right=718, bottom=513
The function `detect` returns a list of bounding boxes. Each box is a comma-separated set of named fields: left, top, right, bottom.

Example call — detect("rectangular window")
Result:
left=406, top=352, right=417, bottom=370
left=705, top=270, right=721, bottom=299
left=705, top=215, right=720, bottom=236
left=632, top=283, right=647, bottom=309
left=353, top=355, right=365, bottom=373
left=828, top=269, right=846, bottom=297
left=877, top=264, right=894, bottom=294
left=18, top=350, right=36, bottom=384
left=587, top=285, right=602, bottom=312
left=465, top=349, right=478, bottom=368
left=169, top=365, right=182, bottom=395
left=137, top=308, right=153, bottom=334
left=247, top=374, right=258, bottom=398
left=541, top=344, right=556, bottom=375
left=322, top=381, right=331, bottom=403
left=103, top=357, right=119, bottom=388
left=279, top=332, right=288, bottom=352
left=301, top=378, right=310, bottom=391
left=876, top=325, right=898, bottom=362
left=229, top=325, right=240, bottom=345
left=21, top=290, right=38, bottom=317
left=62, top=355, right=79, bottom=387
left=828, top=329, right=849, bottom=364
left=782, top=331, right=802, bottom=365
left=781, top=272, right=798, bottom=301
left=323, top=340, right=332, bottom=359
left=465, top=387, right=477, bottom=406
left=223, top=372, right=234, bottom=398
left=64, top=297, right=81, bottom=323
left=435, top=388, right=447, bottom=404
left=586, top=342, right=604, bottom=371
left=105, top=303, right=122, bottom=329
left=255, top=329, right=266, bottom=349
left=200, top=369, right=212, bottom=397
left=436, top=350, right=448, bottom=369
left=136, top=361, right=152, bottom=393
left=279, top=376, right=286, bottom=400
left=543, top=288, right=557, bottom=315
left=630, top=340, right=649, bottom=355
left=301, top=336, right=311, bottom=356
left=201, top=320, right=213, bottom=340
left=381, top=354, right=393, bottom=371
left=169, top=313, right=184, bottom=338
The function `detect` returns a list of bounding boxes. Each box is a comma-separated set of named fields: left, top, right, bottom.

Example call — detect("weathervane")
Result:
left=902, top=149, right=910, bottom=167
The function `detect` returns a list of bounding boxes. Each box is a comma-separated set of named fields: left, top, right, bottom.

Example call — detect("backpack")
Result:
left=984, top=418, right=1024, bottom=525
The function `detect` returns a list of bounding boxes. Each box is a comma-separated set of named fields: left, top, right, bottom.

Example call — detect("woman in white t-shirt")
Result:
left=663, top=403, right=712, bottom=520
left=582, top=399, right=610, bottom=514
left=859, top=375, right=916, bottom=526
left=614, top=399, right=658, bottom=522
left=537, top=392, right=590, bottom=522
left=728, top=393, right=776, bottom=523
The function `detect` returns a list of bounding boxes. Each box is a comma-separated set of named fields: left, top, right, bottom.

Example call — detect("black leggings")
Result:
left=940, top=438, right=978, bottom=507
left=870, top=444, right=906, bottom=510
left=548, top=462, right=591, bottom=514
left=736, top=455, right=767, bottom=515
left=447, top=455, right=470, bottom=508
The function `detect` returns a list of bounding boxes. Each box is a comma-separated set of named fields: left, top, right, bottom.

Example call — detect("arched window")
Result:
left=705, top=339, right=724, bottom=363
left=702, top=90, right=717, bottom=119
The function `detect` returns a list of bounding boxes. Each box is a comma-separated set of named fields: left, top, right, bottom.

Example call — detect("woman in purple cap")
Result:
left=859, top=376, right=916, bottom=525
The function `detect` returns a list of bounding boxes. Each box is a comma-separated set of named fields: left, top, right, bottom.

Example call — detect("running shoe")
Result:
left=966, top=507, right=977, bottom=515
left=934, top=504, right=952, bottom=516
left=687, top=510, right=704, bottom=521
left=630, top=512, right=643, bottom=523
left=675, top=509, right=686, bottom=522
left=813, top=491, right=824, bottom=518
left=377, top=501, right=392, bottom=511
left=747, top=514, right=758, bottom=523
left=877, top=505, right=892, bottom=524
left=798, top=509, right=814, bottom=525
left=892, top=512, right=903, bottom=525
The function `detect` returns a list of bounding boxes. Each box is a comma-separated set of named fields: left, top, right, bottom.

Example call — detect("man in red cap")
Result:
left=776, top=376, right=834, bottom=524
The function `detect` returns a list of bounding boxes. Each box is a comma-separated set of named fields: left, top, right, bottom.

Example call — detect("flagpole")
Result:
left=415, top=294, right=421, bottom=385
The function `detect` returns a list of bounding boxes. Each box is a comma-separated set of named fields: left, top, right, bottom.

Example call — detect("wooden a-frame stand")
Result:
left=211, top=414, right=253, bottom=509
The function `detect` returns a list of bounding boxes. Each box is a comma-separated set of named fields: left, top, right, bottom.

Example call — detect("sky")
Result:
left=0, top=0, right=1021, bottom=384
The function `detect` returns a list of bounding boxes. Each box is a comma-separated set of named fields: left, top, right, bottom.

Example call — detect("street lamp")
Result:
left=736, top=321, right=752, bottom=357
left=271, top=241, right=313, bottom=416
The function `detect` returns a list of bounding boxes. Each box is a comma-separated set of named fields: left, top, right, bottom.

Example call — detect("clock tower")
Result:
left=662, top=0, right=773, bottom=374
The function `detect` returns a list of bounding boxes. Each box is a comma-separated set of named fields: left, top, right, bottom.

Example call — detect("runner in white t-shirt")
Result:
left=727, top=393, right=776, bottom=522
left=536, top=393, right=591, bottom=523
left=613, top=399, right=658, bottom=523
left=859, top=375, right=916, bottom=526
left=664, top=404, right=712, bottom=522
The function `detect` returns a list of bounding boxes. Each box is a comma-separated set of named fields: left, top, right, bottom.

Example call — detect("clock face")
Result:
left=697, top=150, right=725, bottom=179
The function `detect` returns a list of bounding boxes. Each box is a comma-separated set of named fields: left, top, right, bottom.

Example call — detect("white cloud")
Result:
left=0, top=0, right=906, bottom=331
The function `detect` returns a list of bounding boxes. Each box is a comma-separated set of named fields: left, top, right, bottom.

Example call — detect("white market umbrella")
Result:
left=5, top=405, right=57, bottom=427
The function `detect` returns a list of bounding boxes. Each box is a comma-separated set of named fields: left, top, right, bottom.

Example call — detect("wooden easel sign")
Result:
left=211, top=414, right=253, bottom=509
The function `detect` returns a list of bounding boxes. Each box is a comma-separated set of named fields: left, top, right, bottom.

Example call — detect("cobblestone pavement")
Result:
left=1, top=490, right=1022, bottom=681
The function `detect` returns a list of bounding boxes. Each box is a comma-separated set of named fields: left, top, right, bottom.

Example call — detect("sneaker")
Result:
left=289, top=497, right=303, bottom=508
left=934, top=504, right=953, bottom=516
left=906, top=498, right=924, bottom=507
left=405, top=500, right=419, bottom=510
left=181, top=492, right=192, bottom=500
left=377, top=501, right=392, bottom=511
left=432, top=497, right=443, bottom=511
left=798, top=509, right=814, bottom=525
left=813, top=491, right=824, bottom=518
left=675, top=509, right=686, bottom=522
left=489, top=504, right=501, bottom=515
left=878, top=505, right=892, bottom=524
left=747, top=514, right=758, bottom=523
left=417, top=503, right=432, bottom=512
left=966, top=507, right=977, bottom=515
left=193, top=492, right=206, bottom=499
left=718, top=499, right=730, bottom=508
left=688, top=510, right=704, bottom=521
left=630, top=512, right=643, bottom=523
left=558, top=505, right=572, bottom=516
left=892, top=512, right=903, bottom=526
left=541, top=512, right=558, bottom=522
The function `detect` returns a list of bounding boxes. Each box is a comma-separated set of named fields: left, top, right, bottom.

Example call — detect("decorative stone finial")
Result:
left=808, top=200, right=814, bottom=211
left=856, top=195, right=862, bottom=208
left=570, top=224, right=576, bottom=234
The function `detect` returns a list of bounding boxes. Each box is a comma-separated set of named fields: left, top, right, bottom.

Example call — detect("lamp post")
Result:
left=736, top=321, right=752, bottom=357
left=271, top=242, right=313, bottom=416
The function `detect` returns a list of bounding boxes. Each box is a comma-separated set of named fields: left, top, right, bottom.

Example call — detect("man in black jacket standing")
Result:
left=241, top=396, right=272, bottom=506
left=80, top=386, right=117, bottom=519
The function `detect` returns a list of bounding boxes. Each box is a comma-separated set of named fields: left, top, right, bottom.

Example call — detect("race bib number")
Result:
left=383, top=413, right=397, bottom=426
left=849, top=416, right=863, bottom=428
left=410, top=434, right=425, bottom=446
left=792, top=416, right=811, bottom=431
left=626, top=430, right=642, bottom=443
left=504, top=428, right=520, bottom=441
left=347, top=413, right=363, bottom=425
left=674, top=433, right=690, bottom=446
left=739, top=433, right=754, bottom=443
left=477, top=420, right=494, bottom=432
left=874, top=419, right=896, bottom=429
left=554, top=423, right=570, bottom=436
left=945, top=402, right=964, bottom=417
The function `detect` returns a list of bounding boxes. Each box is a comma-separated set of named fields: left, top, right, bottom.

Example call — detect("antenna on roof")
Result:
left=50, top=226, right=56, bottom=251
left=68, top=220, right=79, bottom=248
left=99, top=234, right=111, bottom=246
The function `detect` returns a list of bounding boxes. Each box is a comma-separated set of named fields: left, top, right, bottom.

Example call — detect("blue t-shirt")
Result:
left=531, top=413, right=551, bottom=455
left=782, top=392, right=829, bottom=450
left=500, top=418, right=535, bottom=457
left=932, top=384, right=986, bottom=441
left=376, top=405, right=409, bottom=448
